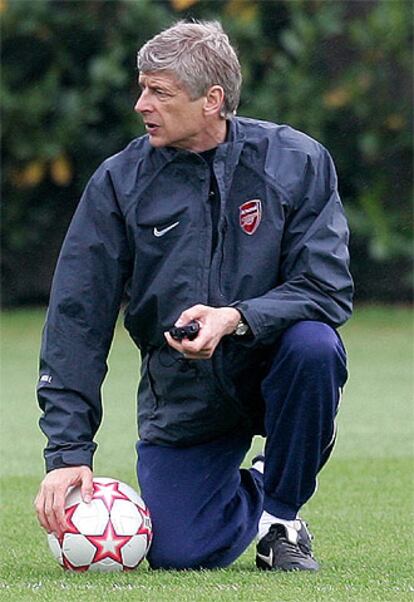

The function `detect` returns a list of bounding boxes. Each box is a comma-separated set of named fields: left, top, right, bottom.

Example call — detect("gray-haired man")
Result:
left=35, top=20, right=352, bottom=571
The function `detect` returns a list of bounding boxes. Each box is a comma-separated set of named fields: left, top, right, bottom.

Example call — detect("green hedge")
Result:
left=2, top=0, right=412, bottom=304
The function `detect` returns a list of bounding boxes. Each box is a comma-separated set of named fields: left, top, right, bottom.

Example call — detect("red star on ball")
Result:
left=92, top=481, right=130, bottom=511
left=87, top=520, right=132, bottom=564
left=58, top=504, right=81, bottom=545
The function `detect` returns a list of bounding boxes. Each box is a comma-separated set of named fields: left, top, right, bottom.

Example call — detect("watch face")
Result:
left=235, top=320, right=249, bottom=336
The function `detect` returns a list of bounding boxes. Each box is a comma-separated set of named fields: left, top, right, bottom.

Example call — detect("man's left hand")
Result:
left=164, top=304, right=241, bottom=359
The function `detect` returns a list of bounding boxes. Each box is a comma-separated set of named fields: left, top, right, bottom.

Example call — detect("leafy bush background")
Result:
left=2, top=0, right=412, bottom=305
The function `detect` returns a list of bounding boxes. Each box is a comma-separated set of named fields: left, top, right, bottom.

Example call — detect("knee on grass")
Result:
left=148, top=547, right=212, bottom=571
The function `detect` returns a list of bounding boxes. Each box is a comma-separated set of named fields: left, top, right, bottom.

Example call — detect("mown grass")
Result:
left=0, top=306, right=413, bottom=601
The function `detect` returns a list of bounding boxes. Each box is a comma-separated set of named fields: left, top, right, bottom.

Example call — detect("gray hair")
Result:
left=137, top=20, right=242, bottom=118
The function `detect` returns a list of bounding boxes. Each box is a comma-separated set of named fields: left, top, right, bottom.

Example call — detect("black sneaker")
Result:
left=256, top=519, right=320, bottom=571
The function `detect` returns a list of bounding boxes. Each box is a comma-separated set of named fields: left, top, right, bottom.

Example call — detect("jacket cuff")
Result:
left=44, top=447, right=95, bottom=473
left=229, top=301, right=262, bottom=346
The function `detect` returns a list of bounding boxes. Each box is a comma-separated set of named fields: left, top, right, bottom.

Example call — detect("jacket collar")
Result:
left=152, top=116, right=245, bottom=164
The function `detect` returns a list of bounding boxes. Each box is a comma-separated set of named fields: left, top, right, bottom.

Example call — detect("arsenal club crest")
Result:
left=239, top=199, right=262, bottom=235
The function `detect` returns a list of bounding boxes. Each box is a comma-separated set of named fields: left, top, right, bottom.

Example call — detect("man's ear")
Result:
left=203, top=85, right=225, bottom=117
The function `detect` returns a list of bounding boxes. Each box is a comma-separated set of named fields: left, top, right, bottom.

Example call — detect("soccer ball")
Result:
left=47, top=477, right=152, bottom=572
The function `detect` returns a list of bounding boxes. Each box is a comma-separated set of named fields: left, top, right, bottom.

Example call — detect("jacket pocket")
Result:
left=148, top=346, right=201, bottom=404
left=139, top=344, right=255, bottom=444
left=137, top=350, right=158, bottom=419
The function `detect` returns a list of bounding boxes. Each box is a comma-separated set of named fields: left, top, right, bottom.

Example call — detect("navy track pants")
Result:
left=137, top=321, right=348, bottom=569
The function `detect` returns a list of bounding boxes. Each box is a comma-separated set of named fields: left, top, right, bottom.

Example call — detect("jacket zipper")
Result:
left=209, top=217, right=228, bottom=303
left=146, top=347, right=159, bottom=416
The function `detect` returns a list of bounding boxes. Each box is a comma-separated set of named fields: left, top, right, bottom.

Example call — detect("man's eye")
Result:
left=155, top=89, right=169, bottom=97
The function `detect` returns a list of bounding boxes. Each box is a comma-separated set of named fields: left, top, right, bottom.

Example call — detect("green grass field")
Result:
left=1, top=306, right=413, bottom=601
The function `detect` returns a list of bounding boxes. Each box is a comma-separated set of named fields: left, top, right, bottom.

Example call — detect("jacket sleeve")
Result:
left=37, top=165, right=132, bottom=472
left=235, top=146, right=353, bottom=345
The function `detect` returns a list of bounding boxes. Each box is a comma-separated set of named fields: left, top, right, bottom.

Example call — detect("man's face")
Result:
left=135, top=71, right=209, bottom=151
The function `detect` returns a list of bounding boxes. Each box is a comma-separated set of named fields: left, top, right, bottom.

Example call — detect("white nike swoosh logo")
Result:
left=256, top=549, right=274, bottom=567
left=153, top=221, right=180, bottom=237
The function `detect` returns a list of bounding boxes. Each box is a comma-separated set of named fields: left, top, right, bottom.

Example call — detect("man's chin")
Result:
left=147, top=135, right=166, bottom=148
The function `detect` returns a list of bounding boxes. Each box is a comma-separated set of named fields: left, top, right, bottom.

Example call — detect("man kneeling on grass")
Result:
left=35, top=20, right=353, bottom=571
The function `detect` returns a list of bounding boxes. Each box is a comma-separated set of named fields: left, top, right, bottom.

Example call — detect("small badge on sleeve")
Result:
left=39, top=374, right=53, bottom=384
left=239, top=199, right=262, bottom=235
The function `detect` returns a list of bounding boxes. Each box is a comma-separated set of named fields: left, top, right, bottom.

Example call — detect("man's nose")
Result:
left=134, top=90, right=151, bottom=114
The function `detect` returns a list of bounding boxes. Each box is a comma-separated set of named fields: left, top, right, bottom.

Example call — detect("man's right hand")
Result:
left=34, top=465, right=93, bottom=537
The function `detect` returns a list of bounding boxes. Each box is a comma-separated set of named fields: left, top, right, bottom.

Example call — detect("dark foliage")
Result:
left=1, top=0, right=412, bottom=304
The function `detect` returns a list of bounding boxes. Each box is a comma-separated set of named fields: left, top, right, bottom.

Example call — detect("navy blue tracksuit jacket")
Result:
left=37, top=117, right=353, bottom=472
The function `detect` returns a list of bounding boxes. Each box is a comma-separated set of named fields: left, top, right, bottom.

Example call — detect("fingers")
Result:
left=50, top=488, right=67, bottom=536
left=34, top=466, right=93, bottom=537
left=164, top=324, right=217, bottom=359
left=164, top=331, right=210, bottom=356
left=180, top=332, right=216, bottom=358
left=80, top=471, right=94, bottom=504
left=174, top=304, right=206, bottom=327
left=164, top=305, right=241, bottom=359
left=34, top=489, right=52, bottom=534
left=35, top=479, right=67, bottom=536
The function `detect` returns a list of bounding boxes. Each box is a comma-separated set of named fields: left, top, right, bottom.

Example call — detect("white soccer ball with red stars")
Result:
left=47, top=477, right=152, bottom=572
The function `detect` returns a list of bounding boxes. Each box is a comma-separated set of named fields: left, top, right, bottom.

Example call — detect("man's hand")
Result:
left=164, top=304, right=241, bottom=359
left=34, top=465, right=93, bottom=537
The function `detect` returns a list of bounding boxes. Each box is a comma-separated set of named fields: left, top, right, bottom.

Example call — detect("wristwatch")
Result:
left=233, top=317, right=250, bottom=336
